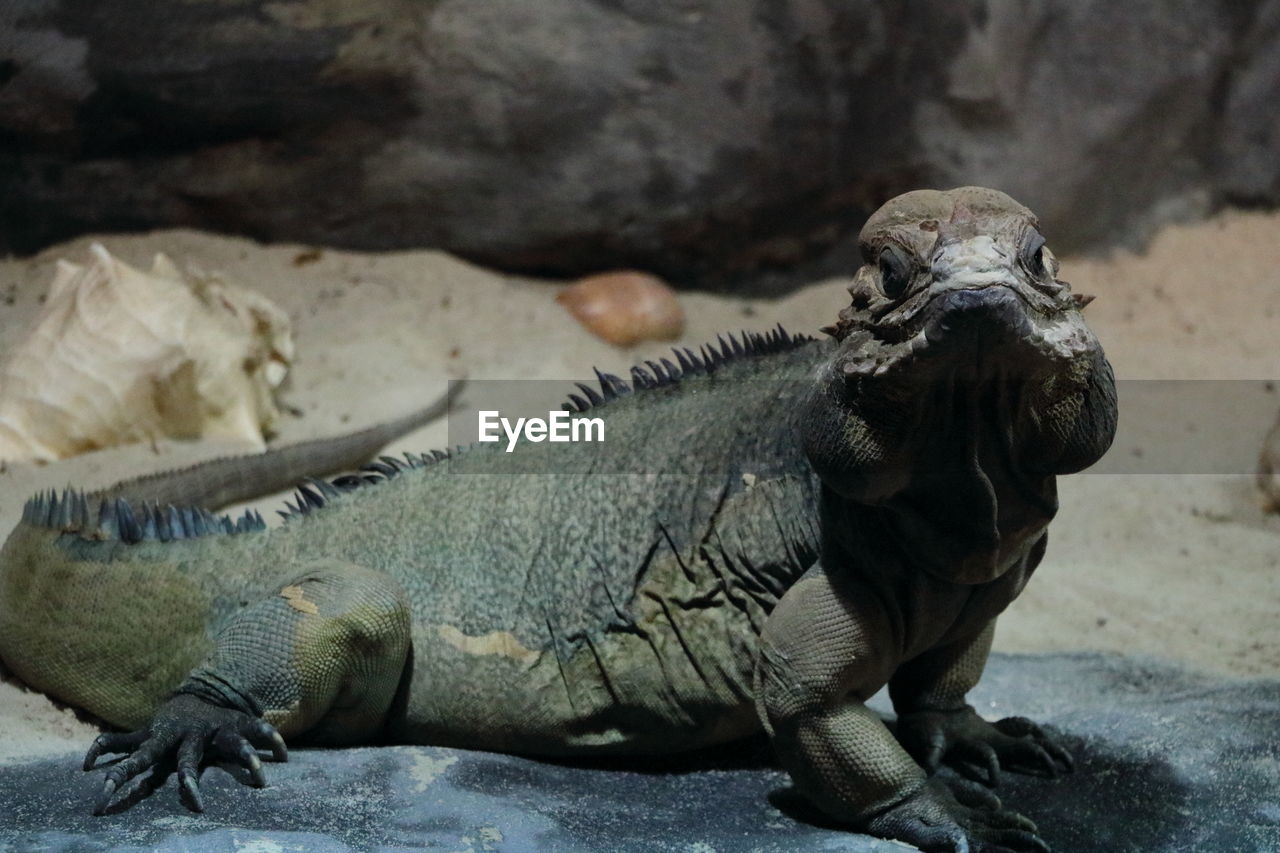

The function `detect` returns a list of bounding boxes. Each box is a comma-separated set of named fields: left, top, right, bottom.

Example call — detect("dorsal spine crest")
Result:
left=20, top=488, right=266, bottom=544
left=563, top=324, right=812, bottom=415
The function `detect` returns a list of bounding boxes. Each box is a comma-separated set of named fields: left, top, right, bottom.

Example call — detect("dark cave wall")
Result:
left=1, top=0, right=1277, bottom=291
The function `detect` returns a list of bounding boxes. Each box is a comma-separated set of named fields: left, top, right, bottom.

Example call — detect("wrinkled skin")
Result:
left=757, top=187, right=1116, bottom=851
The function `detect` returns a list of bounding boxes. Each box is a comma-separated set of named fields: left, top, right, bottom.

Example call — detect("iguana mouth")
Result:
left=919, top=284, right=1035, bottom=347
left=839, top=283, right=1063, bottom=382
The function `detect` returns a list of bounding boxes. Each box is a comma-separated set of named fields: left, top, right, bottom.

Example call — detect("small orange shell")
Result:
left=556, top=271, right=685, bottom=347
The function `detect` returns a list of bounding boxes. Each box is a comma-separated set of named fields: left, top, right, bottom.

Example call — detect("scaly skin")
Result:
left=0, top=188, right=1117, bottom=852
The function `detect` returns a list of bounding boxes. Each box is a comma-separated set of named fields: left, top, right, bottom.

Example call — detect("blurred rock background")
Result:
left=2, top=0, right=1278, bottom=292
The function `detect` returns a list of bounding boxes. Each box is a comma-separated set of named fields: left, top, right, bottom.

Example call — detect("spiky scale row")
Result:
left=22, top=327, right=811, bottom=536
left=20, top=488, right=265, bottom=544
left=277, top=449, right=455, bottom=521
left=563, top=325, right=812, bottom=414
left=282, top=327, right=810, bottom=520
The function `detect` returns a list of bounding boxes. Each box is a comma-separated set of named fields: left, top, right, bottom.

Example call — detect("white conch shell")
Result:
left=0, top=243, right=294, bottom=463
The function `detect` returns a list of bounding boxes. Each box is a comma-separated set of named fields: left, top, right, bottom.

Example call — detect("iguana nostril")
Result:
left=939, top=287, right=1007, bottom=318
left=946, top=289, right=986, bottom=311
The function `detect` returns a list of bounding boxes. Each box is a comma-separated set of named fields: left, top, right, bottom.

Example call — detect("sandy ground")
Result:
left=0, top=210, right=1277, bottom=764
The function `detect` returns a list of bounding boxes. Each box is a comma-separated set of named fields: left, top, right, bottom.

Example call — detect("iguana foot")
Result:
left=83, top=694, right=287, bottom=815
left=896, top=706, right=1073, bottom=786
left=866, top=777, right=1049, bottom=853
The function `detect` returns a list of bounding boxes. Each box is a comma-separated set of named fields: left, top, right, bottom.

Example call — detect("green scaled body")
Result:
left=0, top=329, right=825, bottom=753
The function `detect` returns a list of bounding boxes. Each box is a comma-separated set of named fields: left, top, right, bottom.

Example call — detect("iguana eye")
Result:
left=877, top=246, right=912, bottom=299
left=1020, top=230, right=1048, bottom=277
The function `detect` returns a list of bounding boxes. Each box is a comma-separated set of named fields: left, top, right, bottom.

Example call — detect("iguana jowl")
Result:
left=0, top=188, right=1117, bottom=852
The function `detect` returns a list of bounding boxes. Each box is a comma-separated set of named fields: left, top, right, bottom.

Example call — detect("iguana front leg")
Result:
left=754, top=565, right=1047, bottom=852
left=84, top=560, right=411, bottom=814
left=891, top=622, right=1073, bottom=787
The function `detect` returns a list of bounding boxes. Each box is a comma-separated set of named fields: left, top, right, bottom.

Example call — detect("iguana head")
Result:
left=802, top=187, right=1118, bottom=582
left=824, top=186, right=1096, bottom=375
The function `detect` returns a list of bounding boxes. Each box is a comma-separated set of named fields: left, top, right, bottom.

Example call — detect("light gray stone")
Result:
left=1, top=653, right=1276, bottom=851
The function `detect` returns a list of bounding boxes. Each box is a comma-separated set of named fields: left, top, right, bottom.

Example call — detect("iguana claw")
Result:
left=867, top=777, right=1051, bottom=853
left=896, top=706, right=1073, bottom=786
left=83, top=693, right=287, bottom=815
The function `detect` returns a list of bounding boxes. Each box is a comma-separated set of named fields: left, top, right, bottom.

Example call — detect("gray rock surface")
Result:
left=1, top=1, right=1279, bottom=291
left=2, top=653, right=1276, bottom=851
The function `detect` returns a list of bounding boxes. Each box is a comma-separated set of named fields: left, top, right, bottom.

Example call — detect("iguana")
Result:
left=0, top=188, right=1117, bottom=852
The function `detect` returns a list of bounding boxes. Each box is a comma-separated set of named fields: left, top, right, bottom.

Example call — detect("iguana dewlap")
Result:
left=0, top=188, right=1117, bottom=852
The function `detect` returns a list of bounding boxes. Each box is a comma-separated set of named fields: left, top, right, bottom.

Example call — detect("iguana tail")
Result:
left=92, top=382, right=463, bottom=511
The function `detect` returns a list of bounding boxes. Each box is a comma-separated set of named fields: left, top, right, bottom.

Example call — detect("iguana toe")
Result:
left=992, top=716, right=1074, bottom=775
left=83, top=730, right=147, bottom=771
left=83, top=693, right=287, bottom=815
left=897, top=706, right=1073, bottom=787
